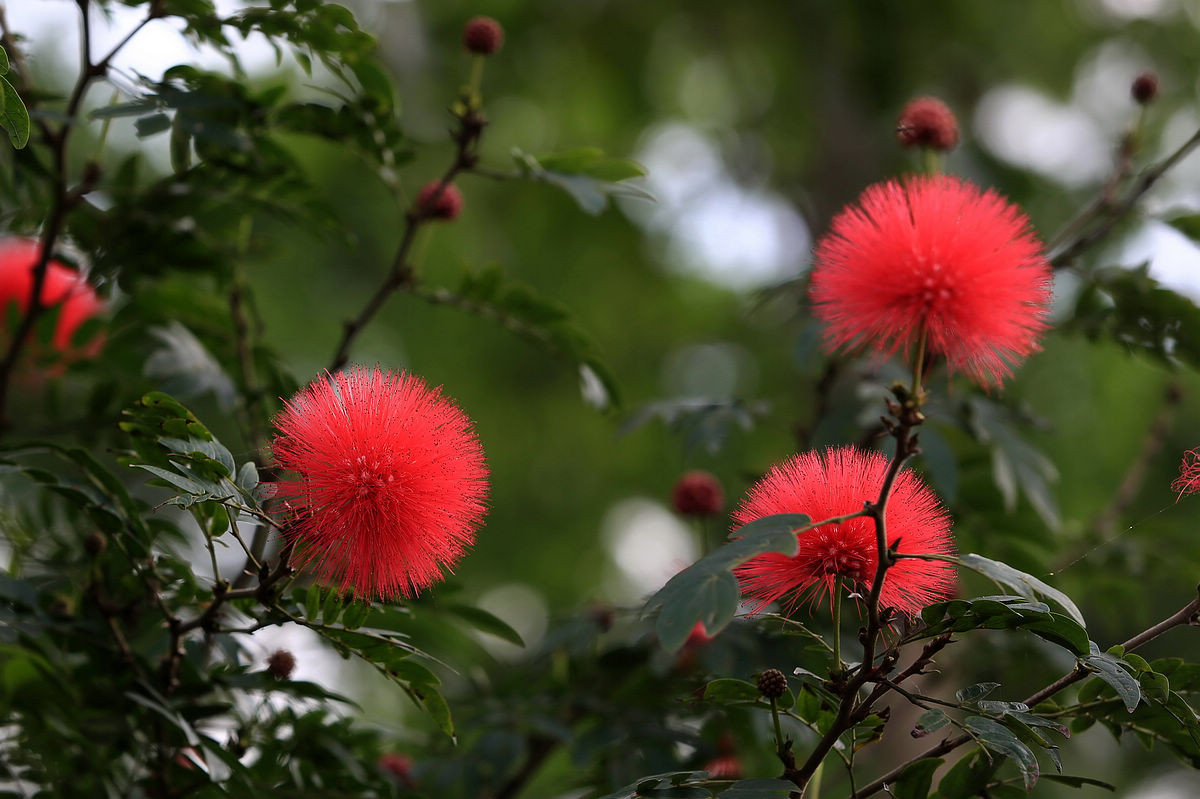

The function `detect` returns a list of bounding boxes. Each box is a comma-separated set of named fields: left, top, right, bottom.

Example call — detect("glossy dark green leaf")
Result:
left=644, top=513, right=806, bottom=651
left=891, top=758, right=944, bottom=799
left=702, top=678, right=761, bottom=704
left=0, top=76, right=29, bottom=148
left=446, top=604, right=525, bottom=647
left=956, top=682, right=1001, bottom=703
left=1083, top=653, right=1141, bottom=712
left=913, top=708, right=951, bottom=737
left=1041, top=774, right=1116, bottom=790
left=964, top=716, right=1039, bottom=789
left=958, top=554, right=1085, bottom=627
left=717, top=780, right=795, bottom=798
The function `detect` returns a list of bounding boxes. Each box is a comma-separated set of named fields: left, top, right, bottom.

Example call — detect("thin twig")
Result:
left=328, top=109, right=485, bottom=372
left=847, top=585, right=1200, bottom=799
left=1049, top=125, right=1200, bottom=269
left=0, top=0, right=161, bottom=431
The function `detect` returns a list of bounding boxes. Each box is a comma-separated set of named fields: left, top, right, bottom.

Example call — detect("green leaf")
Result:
left=1083, top=653, right=1141, bottom=712
left=339, top=601, right=371, bottom=631
left=0, top=76, right=29, bottom=148
left=135, top=112, right=173, bottom=137
left=964, top=716, right=1039, bottom=789
left=913, top=709, right=951, bottom=737
left=956, top=683, right=1001, bottom=703
left=965, top=397, right=1060, bottom=530
left=446, top=604, right=525, bottom=647
left=419, top=685, right=454, bottom=739
left=891, top=758, right=943, bottom=799
left=957, top=553, right=1085, bottom=628
left=1041, top=774, right=1116, bottom=791
left=0, top=45, right=9, bottom=75
left=702, top=678, right=761, bottom=704
left=512, top=147, right=653, bottom=215
left=304, top=585, right=322, bottom=621
left=643, top=513, right=806, bottom=651
left=717, top=779, right=795, bottom=798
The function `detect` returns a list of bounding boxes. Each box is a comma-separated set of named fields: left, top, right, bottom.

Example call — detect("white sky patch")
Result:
left=602, top=497, right=698, bottom=601
left=1113, top=220, right=1200, bottom=303
left=626, top=122, right=811, bottom=290
left=974, top=84, right=1110, bottom=188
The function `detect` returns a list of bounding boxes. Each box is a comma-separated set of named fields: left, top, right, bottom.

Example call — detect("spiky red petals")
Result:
left=733, top=447, right=955, bottom=617
left=0, top=238, right=103, bottom=356
left=271, top=367, right=488, bottom=600
left=809, top=175, right=1051, bottom=386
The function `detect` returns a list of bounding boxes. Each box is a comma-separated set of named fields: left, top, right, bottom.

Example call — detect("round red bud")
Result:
left=671, top=471, right=724, bottom=517
left=415, top=181, right=464, bottom=221
left=266, top=649, right=296, bottom=680
left=896, top=96, right=959, bottom=151
left=1132, top=72, right=1159, bottom=105
left=463, top=16, right=503, bottom=56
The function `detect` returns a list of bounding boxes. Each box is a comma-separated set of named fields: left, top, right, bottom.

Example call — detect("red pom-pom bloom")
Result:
left=1172, top=448, right=1200, bottom=501
left=415, top=181, right=464, bottom=221
left=0, top=238, right=103, bottom=356
left=378, top=753, right=415, bottom=786
left=271, top=367, right=488, bottom=600
left=463, top=16, right=504, bottom=55
left=809, top=175, right=1051, bottom=387
left=896, top=96, right=959, bottom=151
left=733, top=447, right=955, bottom=616
left=672, top=471, right=724, bottom=517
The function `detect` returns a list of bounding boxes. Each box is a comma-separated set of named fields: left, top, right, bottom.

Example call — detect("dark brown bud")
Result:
left=266, top=649, right=296, bottom=680
left=757, top=668, right=787, bottom=699
left=671, top=471, right=724, bottom=517
left=84, top=532, right=107, bottom=557
left=1132, top=72, right=1159, bottom=105
left=463, top=16, right=503, bottom=56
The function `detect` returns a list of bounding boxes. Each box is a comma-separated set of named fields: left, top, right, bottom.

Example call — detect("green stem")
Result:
left=809, top=760, right=825, bottom=799
left=770, top=696, right=785, bottom=752
left=467, top=54, right=485, bottom=107
left=921, top=148, right=942, bottom=176
left=831, top=577, right=843, bottom=670
left=911, top=326, right=927, bottom=398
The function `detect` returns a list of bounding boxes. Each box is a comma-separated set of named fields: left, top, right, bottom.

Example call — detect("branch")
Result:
left=848, top=585, right=1200, bottom=799
left=786, top=385, right=927, bottom=791
left=0, top=0, right=161, bottom=431
left=328, top=109, right=485, bottom=372
left=1049, top=124, right=1200, bottom=269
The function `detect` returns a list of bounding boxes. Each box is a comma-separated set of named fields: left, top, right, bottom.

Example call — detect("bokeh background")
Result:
left=10, top=0, right=1200, bottom=796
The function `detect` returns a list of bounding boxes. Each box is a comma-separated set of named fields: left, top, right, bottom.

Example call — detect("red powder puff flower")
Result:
left=809, top=176, right=1051, bottom=386
left=1172, top=448, right=1200, bottom=501
left=672, top=471, right=724, bottom=517
left=415, top=181, right=464, bottom=221
left=896, top=96, right=959, bottom=151
left=733, top=447, right=955, bottom=616
left=378, top=753, right=415, bottom=787
left=271, top=367, right=488, bottom=600
left=703, top=753, right=742, bottom=780
left=0, top=238, right=103, bottom=357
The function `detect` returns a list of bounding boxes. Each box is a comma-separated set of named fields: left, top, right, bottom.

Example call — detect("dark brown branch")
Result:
left=0, top=0, right=161, bottom=431
left=786, top=389, right=927, bottom=791
left=1049, top=125, right=1200, bottom=269
left=848, top=585, right=1200, bottom=799
left=328, top=109, right=485, bottom=372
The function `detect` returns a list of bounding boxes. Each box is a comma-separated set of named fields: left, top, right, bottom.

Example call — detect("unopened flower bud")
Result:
left=671, top=471, right=724, bottom=517
left=757, top=668, right=787, bottom=699
left=84, top=532, right=107, bottom=557
left=463, top=17, right=504, bottom=55
left=266, top=649, right=296, bottom=680
left=896, top=96, right=959, bottom=151
left=1132, top=72, right=1159, bottom=105
left=415, top=181, right=463, bottom=221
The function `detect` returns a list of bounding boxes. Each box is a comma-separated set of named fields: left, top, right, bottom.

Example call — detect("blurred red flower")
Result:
left=0, top=238, right=103, bottom=357
left=896, top=96, right=959, bottom=151
left=733, top=447, right=955, bottom=616
left=672, top=470, right=724, bottom=517
left=272, top=367, right=488, bottom=600
left=809, top=176, right=1051, bottom=386
left=1172, top=448, right=1200, bottom=501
